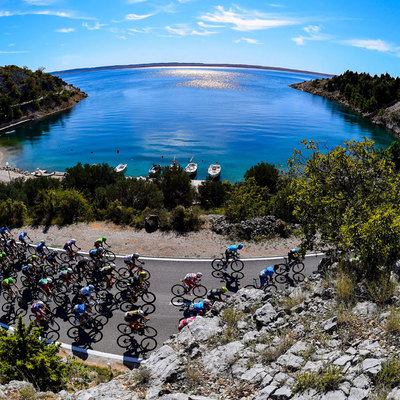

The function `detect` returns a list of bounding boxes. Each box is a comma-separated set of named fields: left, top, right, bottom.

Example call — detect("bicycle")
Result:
left=212, top=253, right=244, bottom=272
left=171, top=281, right=207, bottom=297
left=274, top=256, right=305, bottom=275
left=117, top=321, right=157, bottom=337
left=60, top=249, right=84, bottom=263
left=244, top=278, right=278, bottom=294
left=118, top=262, right=151, bottom=280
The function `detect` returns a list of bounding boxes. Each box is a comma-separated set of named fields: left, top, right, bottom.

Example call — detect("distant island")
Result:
left=291, top=70, right=400, bottom=136
left=0, top=65, right=87, bottom=131
left=53, top=62, right=332, bottom=77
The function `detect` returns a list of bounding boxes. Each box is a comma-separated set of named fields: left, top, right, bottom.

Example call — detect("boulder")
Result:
left=202, top=341, right=244, bottom=375
left=270, top=386, right=292, bottom=399
left=361, top=358, right=382, bottom=376
left=255, top=303, right=277, bottom=326
left=276, top=353, right=304, bottom=371
left=352, top=302, right=378, bottom=317
left=178, top=316, right=221, bottom=345
left=348, top=388, right=370, bottom=400
left=388, top=387, right=400, bottom=400
left=323, top=316, right=338, bottom=333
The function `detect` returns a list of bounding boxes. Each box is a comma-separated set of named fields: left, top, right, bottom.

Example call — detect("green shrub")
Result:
left=171, top=206, right=201, bottom=232
left=336, top=271, right=355, bottom=305
left=375, top=358, right=400, bottom=388
left=220, top=308, right=244, bottom=343
left=294, top=365, right=342, bottom=393
left=198, top=180, right=229, bottom=209
left=0, top=316, right=69, bottom=391
left=0, top=199, right=27, bottom=227
left=386, top=307, right=400, bottom=336
left=67, top=359, right=115, bottom=389
left=244, top=161, right=280, bottom=193
left=367, top=272, right=397, bottom=304
left=105, top=200, right=135, bottom=225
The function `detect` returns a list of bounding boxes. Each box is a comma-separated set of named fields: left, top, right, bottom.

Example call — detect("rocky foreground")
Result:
left=3, top=266, right=400, bottom=399
left=291, top=79, right=400, bottom=137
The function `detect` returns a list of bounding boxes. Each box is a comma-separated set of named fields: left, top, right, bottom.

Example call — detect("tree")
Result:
left=244, top=161, right=280, bottom=193
left=198, top=180, right=229, bottom=209
left=288, top=138, right=400, bottom=277
left=0, top=317, right=69, bottom=391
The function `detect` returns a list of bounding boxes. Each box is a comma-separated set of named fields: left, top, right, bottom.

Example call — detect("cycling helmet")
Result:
left=40, top=240, right=45, bottom=244
left=102, top=237, right=107, bottom=241
left=67, top=268, right=73, bottom=274
left=37, top=301, right=44, bottom=306
left=1, top=252, right=6, bottom=257
left=137, top=309, right=144, bottom=315
left=203, top=299, right=211, bottom=305
left=238, top=243, right=243, bottom=249
left=71, top=239, right=76, bottom=243
left=197, top=272, right=203, bottom=278
left=88, top=284, right=95, bottom=291
left=140, top=271, right=147, bottom=277
left=98, top=247, right=103, bottom=251
left=221, top=286, right=228, bottom=292
left=83, top=257, right=89, bottom=261
left=23, top=231, right=27, bottom=236
left=47, top=278, right=53, bottom=283
left=28, top=264, right=33, bottom=268
left=133, top=252, right=140, bottom=258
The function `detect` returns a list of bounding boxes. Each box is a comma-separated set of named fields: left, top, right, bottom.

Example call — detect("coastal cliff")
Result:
left=0, top=65, right=87, bottom=131
left=291, top=77, right=400, bottom=136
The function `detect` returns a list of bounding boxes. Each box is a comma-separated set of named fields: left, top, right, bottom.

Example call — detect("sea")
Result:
left=0, top=66, right=397, bottom=182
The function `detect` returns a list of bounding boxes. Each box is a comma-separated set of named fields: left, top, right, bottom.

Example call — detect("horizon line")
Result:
left=51, top=62, right=334, bottom=77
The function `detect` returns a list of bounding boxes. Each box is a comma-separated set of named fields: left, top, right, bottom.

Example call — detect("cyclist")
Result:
left=18, top=231, right=31, bottom=246
left=31, top=301, right=52, bottom=325
left=124, top=252, right=145, bottom=269
left=94, top=237, right=107, bottom=249
left=73, top=303, right=92, bottom=325
left=124, top=309, right=149, bottom=330
left=259, top=266, right=275, bottom=288
left=5, top=238, right=18, bottom=254
left=100, top=264, right=116, bottom=288
left=0, top=251, right=9, bottom=267
left=182, top=272, right=202, bottom=291
left=127, top=271, right=148, bottom=294
left=27, top=254, right=40, bottom=267
left=225, top=244, right=243, bottom=267
left=189, top=299, right=211, bottom=316
left=178, top=316, right=197, bottom=331
left=288, top=248, right=300, bottom=261
left=0, top=226, right=10, bottom=240
left=75, top=257, right=89, bottom=280
left=80, top=284, right=97, bottom=303
left=36, top=240, right=49, bottom=256
left=2, top=277, right=20, bottom=299
left=38, top=277, right=54, bottom=301
left=21, top=263, right=36, bottom=283
left=89, top=247, right=103, bottom=263
left=207, top=287, right=228, bottom=302
left=59, top=268, right=75, bottom=291
left=63, top=239, right=80, bottom=258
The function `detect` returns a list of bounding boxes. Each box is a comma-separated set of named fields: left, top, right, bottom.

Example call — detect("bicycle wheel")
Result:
left=140, top=292, right=156, bottom=304
left=103, top=250, right=116, bottom=262
left=27, top=245, right=36, bottom=255
left=60, top=253, right=71, bottom=262
left=293, top=262, right=305, bottom=274
left=45, top=330, right=60, bottom=342
left=117, top=323, right=133, bottom=335
left=192, top=285, right=207, bottom=297
left=212, top=258, right=225, bottom=271
left=117, top=268, right=131, bottom=280
left=68, top=314, right=81, bottom=326
left=275, top=264, right=288, bottom=275
left=117, top=334, right=133, bottom=349
left=231, top=260, right=244, bottom=272
left=171, top=284, right=186, bottom=297
left=67, top=326, right=80, bottom=340
left=140, top=337, right=157, bottom=351
left=143, top=326, right=157, bottom=338
left=75, top=253, right=84, bottom=262
left=141, top=303, right=156, bottom=315
left=116, top=280, right=128, bottom=291
left=263, top=283, right=278, bottom=295
left=275, top=274, right=287, bottom=284
left=171, top=296, right=185, bottom=307
left=244, top=284, right=257, bottom=289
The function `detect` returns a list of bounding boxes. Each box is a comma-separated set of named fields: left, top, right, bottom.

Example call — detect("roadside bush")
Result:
left=0, top=316, right=69, bottom=391
left=244, top=161, right=280, bottom=193
left=53, top=189, right=91, bottom=224
left=171, top=206, right=201, bottom=232
left=105, top=200, right=135, bottom=225
left=0, top=199, right=27, bottom=227
left=198, top=180, right=229, bottom=209
left=366, top=272, right=397, bottom=304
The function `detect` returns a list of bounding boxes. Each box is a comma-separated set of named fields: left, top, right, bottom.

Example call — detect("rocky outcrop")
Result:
left=290, top=79, right=400, bottom=136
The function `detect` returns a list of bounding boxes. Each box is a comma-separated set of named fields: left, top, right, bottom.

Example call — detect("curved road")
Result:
left=0, top=251, right=323, bottom=359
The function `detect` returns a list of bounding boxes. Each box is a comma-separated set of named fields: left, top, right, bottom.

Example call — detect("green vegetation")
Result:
left=326, top=70, right=400, bottom=112
left=294, top=365, right=342, bottom=393
left=0, top=65, right=84, bottom=124
left=375, top=358, right=400, bottom=389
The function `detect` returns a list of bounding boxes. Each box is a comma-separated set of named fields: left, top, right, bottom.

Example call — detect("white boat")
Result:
left=149, top=164, right=161, bottom=175
left=170, top=156, right=179, bottom=168
left=115, top=163, right=127, bottom=173
left=185, top=159, right=198, bottom=178
left=31, top=167, right=48, bottom=176
left=208, top=163, right=221, bottom=180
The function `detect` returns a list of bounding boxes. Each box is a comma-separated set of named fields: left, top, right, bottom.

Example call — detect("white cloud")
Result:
left=125, top=13, right=154, bottom=20
left=166, top=24, right=217, bottom=36
left=82, top=21, right=106, bottom=30
left=0, top=9, right=94, bottom=20
left=342, top=39, right=396, bottom=53
left=268, top=4, right=285, bottom=8
left=56, top=28, right=75, bottom=33
left=235, top=37, right=263, bottom=45
left=292, top=25, right=330, bottom=45
left=197, top=21, right=224, bottom=28
left=128, top=27, right=153, bottom=34
left=200, top=5, right=298, bottom=31
left=117, top=35, right=127, bottom=40
left=126, top=0, right=148, bottom=3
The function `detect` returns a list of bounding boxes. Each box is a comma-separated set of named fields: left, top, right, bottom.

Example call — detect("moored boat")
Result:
left=115, top=163, right=127, bottom=173
left=207, top=163, right=221, bottom=180
left=185, top=162, right=198, bottom=178
left=149, top=164, right=161, bottom=175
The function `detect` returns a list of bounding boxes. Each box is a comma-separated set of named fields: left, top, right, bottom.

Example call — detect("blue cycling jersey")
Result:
left=260, top=267, right=274, bottom=277
left=80, top=287, right=92, bottom=296
left=0, top=227, right=8, bottom=234
left=226, top=245, right=238, bottom=253
left=192, top=302, right=205, bottom=310
left=19, top=233, right=25, bottom=240
left=74, top=304, right=85, bottom=313
left=32, top=302, right=42, bottom=310
left=37, top=243, right=44, bottom=250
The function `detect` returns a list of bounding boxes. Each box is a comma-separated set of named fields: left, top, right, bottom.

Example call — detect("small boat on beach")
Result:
left=208, top=163, right=221, bottom=180
left=115, top=163, right=127, bottom=173
left=170, top=156, right=179, bottom=168
left=148, top=164, right=161, bottom=175
left=185, top=157, right=197, bottom=178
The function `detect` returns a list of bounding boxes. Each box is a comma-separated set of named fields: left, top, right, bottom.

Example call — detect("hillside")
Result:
left=290, top=71, right=400, bottom=136
left=0, top=65, right=87, bottom=130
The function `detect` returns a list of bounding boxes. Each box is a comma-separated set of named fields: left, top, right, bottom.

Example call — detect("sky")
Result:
left=0, top=0, right=399, bottom=75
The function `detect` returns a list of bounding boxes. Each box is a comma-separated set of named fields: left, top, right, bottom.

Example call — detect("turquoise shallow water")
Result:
left=0, top=67, right=397, bottom=182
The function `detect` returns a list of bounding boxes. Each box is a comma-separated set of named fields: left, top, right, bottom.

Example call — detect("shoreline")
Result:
left=53, top=62, right=334, bottom=77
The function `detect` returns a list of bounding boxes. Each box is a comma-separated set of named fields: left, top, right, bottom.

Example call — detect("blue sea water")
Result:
left=0, top=67, right=397, bottom=182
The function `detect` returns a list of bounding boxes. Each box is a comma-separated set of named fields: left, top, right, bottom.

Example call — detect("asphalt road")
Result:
left=0, top=251, right=323, bottom=359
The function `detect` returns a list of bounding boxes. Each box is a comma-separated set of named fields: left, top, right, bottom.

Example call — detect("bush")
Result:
left=336, top=271, right=355, bottom=306
left=171, top=206, right=201, bottom=232
left=385, top=307, right=400, bottom=336
left=198, top=180, right=229, bottom=209
left=0, top=316, right=69, bottom=391
left=244, top=161, right=280, bottom=193
left=0, top=199, right=27, bottom=227
left=375, top=358, right=400, bottom=388
left=105, top=200, right=135, bottom=225
left=366, top=272, right=397, bottom=304
left=294, top=365, right=342, bottom=393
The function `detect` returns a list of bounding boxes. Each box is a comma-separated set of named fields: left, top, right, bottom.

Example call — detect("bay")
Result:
left=0, top=67, right=396, bottom=182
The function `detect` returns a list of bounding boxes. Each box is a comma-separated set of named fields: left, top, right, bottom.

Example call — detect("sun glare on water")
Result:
left=155, top=68, right=246, bottom=90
